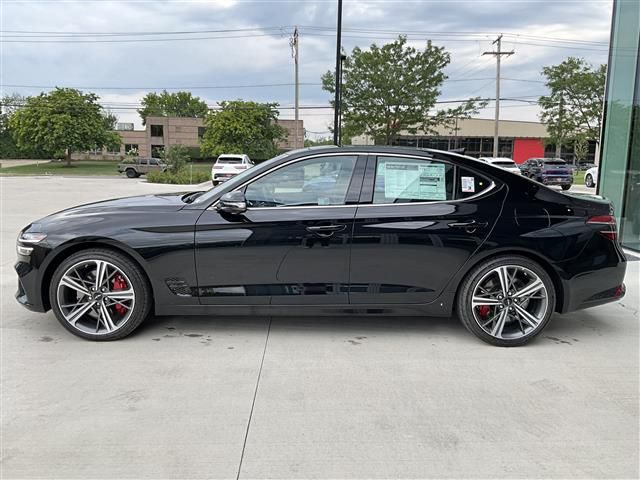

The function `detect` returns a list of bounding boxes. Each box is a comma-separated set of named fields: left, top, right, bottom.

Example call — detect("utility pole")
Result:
left=483, top=35, right=514, bottom=157
left=290, top=27, right=300, bottom=148
left=333, top=0, right=343, bottom=146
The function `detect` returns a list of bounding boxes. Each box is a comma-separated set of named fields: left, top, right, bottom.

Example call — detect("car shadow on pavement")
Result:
left=129, top=307, right=631, bottom=347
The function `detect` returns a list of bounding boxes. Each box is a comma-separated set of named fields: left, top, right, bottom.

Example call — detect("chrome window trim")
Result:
left=208, top=151, right=497, bottom=211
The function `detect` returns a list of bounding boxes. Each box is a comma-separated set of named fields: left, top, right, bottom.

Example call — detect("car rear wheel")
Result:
left=125, top=168, right=137, bottom=178
left=585, top=174, right=595, bottom=188
left=456, top=256, right=555, bottom=347
left=49, top=249, right=152, bottom=341
left=561, top=185, right=571, bottom=191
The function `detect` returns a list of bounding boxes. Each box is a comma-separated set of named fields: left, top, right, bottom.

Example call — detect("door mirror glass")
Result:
left=217, top=190, right=247, bottom=214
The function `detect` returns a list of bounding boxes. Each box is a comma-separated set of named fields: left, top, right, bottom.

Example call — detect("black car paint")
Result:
left=16, top=146, right=626, bottom=318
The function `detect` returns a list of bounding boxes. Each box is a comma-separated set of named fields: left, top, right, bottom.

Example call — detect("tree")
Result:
left=9, top=88, right=119, bottom=166
left=200, top=100, right=286, bottom=159
left=138, top=90, right=209, bottom=125
left=321, top=36, right=486, bottom=145
left=538, top=57, right=606, bottom=160
left=304, top=136, right=334, bottom=147
left=161, top=144, right=190, bottom=174
left=0, top=93, right=47, bottom=159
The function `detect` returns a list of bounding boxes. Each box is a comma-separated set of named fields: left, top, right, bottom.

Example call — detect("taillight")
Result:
left=587, top=215, right=617, bottom=241
left=213, top=166, right=223, bottom=170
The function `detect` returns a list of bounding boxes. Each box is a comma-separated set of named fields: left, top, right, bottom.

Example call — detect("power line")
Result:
left=0, top=82, right=322, bottom=90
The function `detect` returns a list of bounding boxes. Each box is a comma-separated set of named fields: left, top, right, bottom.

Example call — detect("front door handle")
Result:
left=448, top=220, right=489, bottom=233
left=306, top=224, right=346, bottom=237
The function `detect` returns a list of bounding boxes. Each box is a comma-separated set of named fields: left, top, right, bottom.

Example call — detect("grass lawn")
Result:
left=573, top=171, right=585, bottom=185
left=0, top=161, right=120, bottom=176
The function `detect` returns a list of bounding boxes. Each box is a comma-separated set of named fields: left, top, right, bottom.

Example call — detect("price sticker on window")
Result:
left=461, top=176, right=475, bottom=193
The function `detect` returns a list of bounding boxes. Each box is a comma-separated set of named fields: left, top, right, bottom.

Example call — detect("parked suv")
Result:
left=520, top=158, right=573, bottom=190
left=211, top=154, right=254, bottom=185
left=118, top=157, right=167, bottom=178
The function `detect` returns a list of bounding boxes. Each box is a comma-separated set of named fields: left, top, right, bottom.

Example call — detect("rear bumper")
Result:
left=542, top=176, right=573, bottom=186
left=560, top=262, right=627, bottom=313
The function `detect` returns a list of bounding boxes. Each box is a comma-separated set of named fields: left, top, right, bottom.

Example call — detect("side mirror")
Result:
left=217, top=190, right=247, bottom=214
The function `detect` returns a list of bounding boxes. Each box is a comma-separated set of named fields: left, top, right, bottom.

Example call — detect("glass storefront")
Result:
left=599, top=0, right=640, bottom=251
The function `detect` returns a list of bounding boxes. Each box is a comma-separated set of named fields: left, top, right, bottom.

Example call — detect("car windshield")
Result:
left=216, top=157, right=243, bottom=164
left=192, top=152, right=293, bottom=205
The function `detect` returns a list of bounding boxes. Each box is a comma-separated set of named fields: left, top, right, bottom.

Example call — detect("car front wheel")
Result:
left=125, top=168, right=137, bottom=178
left=456, top=255, right=556, bottom=347
left=49, top=248, right=152, bottom=341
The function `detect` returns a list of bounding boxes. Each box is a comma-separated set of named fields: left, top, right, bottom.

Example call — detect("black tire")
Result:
left=49, top=248, right=152, bottom=341
left=561, top=185, right=571, bottom=191
left=125, top=168, right=137, bottom=178
left=585, top=174, right=594, bottom=188
left=212, top=180, right=219, bottom=187
left=456, top=255, right=556, bottom=347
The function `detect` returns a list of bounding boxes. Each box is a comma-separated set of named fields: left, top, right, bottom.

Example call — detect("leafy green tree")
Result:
left=200, top=100, right=286, bottom=159
left=304, top=136, right=334, bottom=147
left=9, top=88, right=119, bottom=166
left=321, top=36, right=486, bottom=145
left=1, top=93, right=47, bottom=159
left=539, top=57, right=606, bottom=159
left=138, top=90, right=209, bottom=125
left=161, top=144, right=191, bottom=174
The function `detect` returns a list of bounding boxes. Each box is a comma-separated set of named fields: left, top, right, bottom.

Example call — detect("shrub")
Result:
left=161, top=144, right=190, bottom=174
left=147, top=170, right=211, bottom=184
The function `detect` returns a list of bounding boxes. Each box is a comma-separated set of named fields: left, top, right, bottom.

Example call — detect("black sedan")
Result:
left=15, top=146, right=627, bottom=346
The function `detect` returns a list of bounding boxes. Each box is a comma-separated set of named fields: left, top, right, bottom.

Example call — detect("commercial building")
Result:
left=352, top=118, right=598, bottom=164
left=599, top=0, right=640, bottom=251
left=76, top=116, right=304, bottom=159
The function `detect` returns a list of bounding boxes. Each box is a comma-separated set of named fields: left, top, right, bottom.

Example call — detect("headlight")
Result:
left=17, top=231, right=47, bottom=256
left=19, top=232, right=47, bottom=243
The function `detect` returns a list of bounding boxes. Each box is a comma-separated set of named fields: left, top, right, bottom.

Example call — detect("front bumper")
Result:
left=15, top=260, right=47, bottom=313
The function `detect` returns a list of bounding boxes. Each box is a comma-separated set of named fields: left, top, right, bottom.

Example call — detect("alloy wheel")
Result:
left=56, top=259, right=136, bottom=335
left=471, top=265, right=549, bottom=340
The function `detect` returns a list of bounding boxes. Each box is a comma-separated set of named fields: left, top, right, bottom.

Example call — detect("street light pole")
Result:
left=333, top=0, right=343, bottom=146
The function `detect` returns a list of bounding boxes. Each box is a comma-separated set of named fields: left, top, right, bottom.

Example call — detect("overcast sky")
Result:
left=1, top=0, right=613, bottom=138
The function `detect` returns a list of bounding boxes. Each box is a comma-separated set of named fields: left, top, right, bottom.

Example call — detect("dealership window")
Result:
left=244, top=155, right=357, bottom=207
left=124, top=144, right=138, bottom=155
left=151, top=145, right=165, bottom=157
left=599, top=0, right=640, bottom=251
left=150, top=125, right=164, bottom=137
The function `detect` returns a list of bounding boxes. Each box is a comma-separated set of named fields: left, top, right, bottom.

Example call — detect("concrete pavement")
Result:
left=1, top=176, right=638, bottom=479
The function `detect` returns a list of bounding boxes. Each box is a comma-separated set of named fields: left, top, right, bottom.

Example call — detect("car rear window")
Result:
left=217, top=157, right=243, bottom=164
left=543, top=161, right=566, bottom=166
left=493, top=161, right=516, bottom=167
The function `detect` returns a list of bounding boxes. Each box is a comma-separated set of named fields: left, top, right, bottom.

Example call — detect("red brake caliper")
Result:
left=112, top=274, right=128, bottom=315
left=478, top=305, right=491, bottom=320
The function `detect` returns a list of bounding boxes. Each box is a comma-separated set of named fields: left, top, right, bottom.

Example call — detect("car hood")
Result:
left=32, top=192, right=189, bottom=229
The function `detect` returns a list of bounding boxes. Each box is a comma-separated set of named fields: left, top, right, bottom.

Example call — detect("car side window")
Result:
left=138, top=158, right=148, bottom=166
left=149, top=159, right=158, bottom=166
left=456, top=167, right=492, bottom=199
left=373, top=156, right=454, bottom=203
left=244, top=155, right=358, bottom=208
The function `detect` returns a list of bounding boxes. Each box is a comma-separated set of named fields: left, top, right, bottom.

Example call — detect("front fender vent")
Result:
left=165, top=278, right=195, bottom=297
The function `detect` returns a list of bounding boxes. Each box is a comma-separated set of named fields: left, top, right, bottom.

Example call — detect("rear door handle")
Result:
left=448, top=220, right=489, bottom=232
left=306, top=224, right=346, bottom=237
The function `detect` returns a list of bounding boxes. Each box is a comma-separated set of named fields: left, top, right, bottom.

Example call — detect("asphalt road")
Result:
left=1, top=176, right=638, bottom=479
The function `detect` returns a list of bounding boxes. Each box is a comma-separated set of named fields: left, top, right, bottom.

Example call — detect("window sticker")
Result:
left=383, top=161, right=446, bottom=200
left=461, top=176, right=475, bottom=193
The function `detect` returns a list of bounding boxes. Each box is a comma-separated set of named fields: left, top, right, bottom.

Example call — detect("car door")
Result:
left=137, top=158, right=149, bottom=174
left=349, top=154, right=506, bottom=305
left=195, top=154, right=366, bottom=306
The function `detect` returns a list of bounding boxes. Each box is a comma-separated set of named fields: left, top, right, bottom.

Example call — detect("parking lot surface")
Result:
left=1, top=176, right=638, bottom=479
